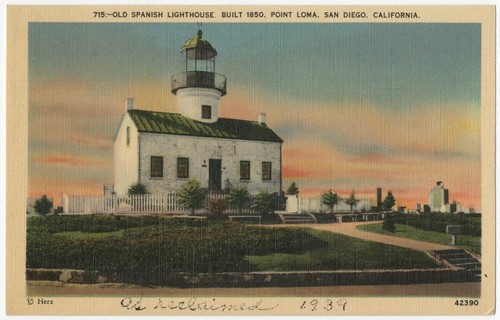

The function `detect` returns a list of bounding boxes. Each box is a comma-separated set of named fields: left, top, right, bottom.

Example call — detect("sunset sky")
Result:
left=29, top=22, right=481, bottom=209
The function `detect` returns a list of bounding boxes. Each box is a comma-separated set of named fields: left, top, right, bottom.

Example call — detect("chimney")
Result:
left=258, top=113, right=266, bottom=125
left=126, top=98, right=135, bottom=110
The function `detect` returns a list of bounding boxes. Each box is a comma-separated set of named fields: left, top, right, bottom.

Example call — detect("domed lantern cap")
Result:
left=181, top=30, right=217, bottom=59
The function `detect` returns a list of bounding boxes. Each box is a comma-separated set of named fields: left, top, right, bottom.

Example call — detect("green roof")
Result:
left=128, top=109, right=283, bottom=143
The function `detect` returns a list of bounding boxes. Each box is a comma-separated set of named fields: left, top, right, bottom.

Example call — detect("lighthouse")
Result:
left=171, top=29, right=227, bottom=123
left=114, top=28, right=282, bottom=197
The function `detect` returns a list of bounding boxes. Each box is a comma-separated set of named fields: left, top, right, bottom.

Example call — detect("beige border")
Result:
left=6, top=5, right=496, bottom=315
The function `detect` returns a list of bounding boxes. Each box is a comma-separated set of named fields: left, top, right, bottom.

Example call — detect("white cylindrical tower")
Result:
left=171, top=30, right=227, bottom=123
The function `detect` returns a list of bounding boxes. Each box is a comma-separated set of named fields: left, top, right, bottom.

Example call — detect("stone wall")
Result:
left=138, top=133, right=282, bottom=195
left=26, top=268, right=472, bottom=288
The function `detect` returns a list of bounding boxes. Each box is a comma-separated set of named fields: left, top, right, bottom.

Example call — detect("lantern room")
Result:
left=171, top=30, right=227, bottom=123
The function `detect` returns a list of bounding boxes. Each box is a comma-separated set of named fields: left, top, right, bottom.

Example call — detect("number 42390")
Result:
left=455, top=299, right=479, bottom=306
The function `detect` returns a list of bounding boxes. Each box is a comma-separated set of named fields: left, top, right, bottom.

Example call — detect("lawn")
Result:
left=27, top=215, right=441, bottom=285
left=357, top=223, right=481, bottom=254
left=247, top=228, right=439, bottom=271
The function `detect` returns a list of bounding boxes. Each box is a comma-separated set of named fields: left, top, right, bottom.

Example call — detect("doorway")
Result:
left=208, top=159, right=222, bottom=192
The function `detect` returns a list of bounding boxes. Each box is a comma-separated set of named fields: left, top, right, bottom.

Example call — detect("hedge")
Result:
left=394, top=213, right=481, bottom=237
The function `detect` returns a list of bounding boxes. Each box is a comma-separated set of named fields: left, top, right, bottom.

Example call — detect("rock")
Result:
left=96, top=275, right=108, bottom=283
left=59, top=270, right=73, bottom=283
left=68, top=271, right=84, bottom=283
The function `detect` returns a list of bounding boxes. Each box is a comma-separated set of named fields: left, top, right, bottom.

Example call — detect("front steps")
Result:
left=431, top=249, right=481, bottom=282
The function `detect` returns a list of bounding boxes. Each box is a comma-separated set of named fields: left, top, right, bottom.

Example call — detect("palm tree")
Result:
left=321, top=190, right=340, bottom=213
left=345, top=190, right=360, bottom=213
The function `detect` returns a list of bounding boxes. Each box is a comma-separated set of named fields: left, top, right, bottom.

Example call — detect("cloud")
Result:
left=28, top=79, right=481, bottom=209
left=33, top=154, right=107, bottom=168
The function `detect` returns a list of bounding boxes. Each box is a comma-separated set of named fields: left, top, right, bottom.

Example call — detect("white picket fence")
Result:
left=61, top=193, right=374, bottom=215
left=62, top=193, right=260, bottom=215
left=286, top=195, right=373, bottom=214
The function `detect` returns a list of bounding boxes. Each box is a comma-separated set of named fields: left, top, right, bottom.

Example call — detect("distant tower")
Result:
left=376, top=187, right=382, bottom=211
left=171, top=29, right=227, bottom=123
left=429, top=181, right=449, bottom=212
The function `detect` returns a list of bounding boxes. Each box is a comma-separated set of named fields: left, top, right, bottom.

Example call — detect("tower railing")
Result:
left=171, top=71, right=227, bottom=95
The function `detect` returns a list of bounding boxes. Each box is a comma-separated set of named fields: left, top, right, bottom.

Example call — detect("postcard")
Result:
left=5, top=5, right=495, bottom=316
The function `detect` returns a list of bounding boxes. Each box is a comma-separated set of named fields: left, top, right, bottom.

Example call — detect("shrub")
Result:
left=177, top=180, right=207, bottom=215
left=383, top=213, right=397, bottom=232
left=394, top=213, right=481, bottom=237
left=128, top=183, right=149, bottom=195
left=227, top=186, right=250, bottom=214
left=251, top=190, right=277, bottom=215
left=34, top=195, right=53, bottom=216
left=207, top=198, right=228, bottom=215
left=286, top=182, right=299, bottom=195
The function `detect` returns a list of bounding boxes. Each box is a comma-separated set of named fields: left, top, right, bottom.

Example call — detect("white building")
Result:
left=428, top=181, right=449, bottom=212
left=113, top=30, right=283, bottom=196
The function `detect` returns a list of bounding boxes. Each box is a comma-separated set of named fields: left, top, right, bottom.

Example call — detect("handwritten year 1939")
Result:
left=300, top=298, right=348, bottom=312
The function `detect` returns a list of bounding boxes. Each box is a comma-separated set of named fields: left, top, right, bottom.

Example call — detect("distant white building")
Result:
left=113, top=30, right=283, bottom=196
left=428, top=181, right=449, bottom=212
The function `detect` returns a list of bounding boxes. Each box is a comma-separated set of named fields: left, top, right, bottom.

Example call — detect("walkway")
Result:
left=265, top=221, right=455, bottom=252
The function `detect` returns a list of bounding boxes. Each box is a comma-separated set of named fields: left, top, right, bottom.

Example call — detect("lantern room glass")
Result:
left=183, top=48, right=216, bottom=73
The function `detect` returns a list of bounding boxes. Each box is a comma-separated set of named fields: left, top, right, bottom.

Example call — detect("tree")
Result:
left=383, top=213, right=397, bottom=232
left=345, top=190, right=360, bottom=213
left=128, top=182, right=149, bottom=196
left=252, top=190, right=277, bottom=215
left=286, top=182, right=299, bottom=195
left=383, top=191, right=396, bottom=211
left=34, top=195, right=53, bottom=216
left=177, top=179, right=207, bottom=215
left=227, top=185, right=250, bottom=214
left=321, top=190, right=340, bottom=213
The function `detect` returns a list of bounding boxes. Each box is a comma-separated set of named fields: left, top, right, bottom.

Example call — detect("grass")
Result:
left=246, top=228, right=440, bottom=271
left=28, top=215, right=442, bottom=276
left=357, top=223, right=481, bottom=254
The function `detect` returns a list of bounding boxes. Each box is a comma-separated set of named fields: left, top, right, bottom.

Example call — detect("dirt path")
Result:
left=265, top=221, right=455, bottom=251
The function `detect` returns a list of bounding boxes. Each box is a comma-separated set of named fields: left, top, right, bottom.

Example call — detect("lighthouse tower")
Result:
left=171, top=30, right=227, bottom=123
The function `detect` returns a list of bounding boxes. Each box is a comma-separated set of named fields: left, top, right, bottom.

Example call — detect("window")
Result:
left=177, top=158, right=189, bottom=178
left=126, top=126, right=130, bottom=146
left=201, top=105, right=211, bottom=119
left=262, top=162, right=272, bottom=181
left=150, top=156, right=163, bottom=178
left=240, top=161, right=250, bottom=180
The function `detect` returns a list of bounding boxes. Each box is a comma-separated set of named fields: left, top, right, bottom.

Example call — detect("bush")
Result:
left=207, top=198, right=228, bottom=215
left=34, top=195, right=53, bottom=215
left=177, top=180, right=207, bottom=215
left=383, top=213, right=396, bottom=232
left=128, top=183, right=149, bottom=195
left=251, top=190, right=277, bottom=215
left=394, top=213, right=481, bottom=237
left=227, top=186, right=250, bottom=213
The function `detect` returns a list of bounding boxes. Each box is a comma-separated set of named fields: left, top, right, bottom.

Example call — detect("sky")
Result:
left=28, top=22, right=481, bottom=209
